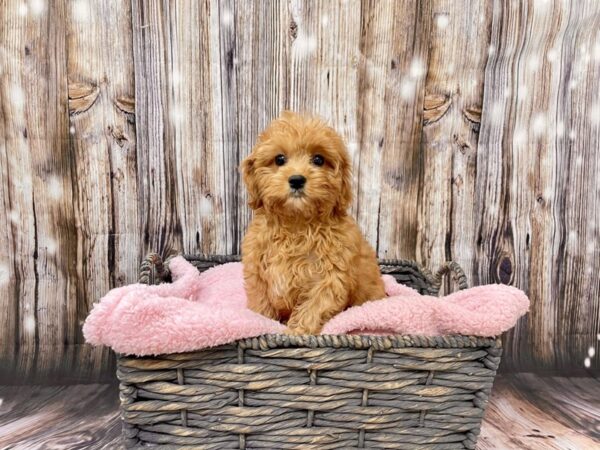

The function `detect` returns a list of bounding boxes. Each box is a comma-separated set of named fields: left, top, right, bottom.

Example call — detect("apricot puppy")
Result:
left=241, top=111, right=386, bottom=334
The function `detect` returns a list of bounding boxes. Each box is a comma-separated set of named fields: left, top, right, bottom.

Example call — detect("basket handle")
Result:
left=139, top=252, right=171, bottom=285
left=433, top=261, right=468, bottom=292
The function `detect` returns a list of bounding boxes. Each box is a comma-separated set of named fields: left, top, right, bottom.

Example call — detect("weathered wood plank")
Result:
left=476, top=0, right=600, bottom=371
left=416, top=0, right=493, bottom=280
left=353, top=0, right=429, bottom=259
left=131, top=0, right=184, bottom=258
left=65, top=0, right=138, bottom=381
left=0, top=0, right=75, bottom=379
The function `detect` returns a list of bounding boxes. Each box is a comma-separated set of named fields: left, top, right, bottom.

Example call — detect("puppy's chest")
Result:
left=263, top=237, right=324, bottom=300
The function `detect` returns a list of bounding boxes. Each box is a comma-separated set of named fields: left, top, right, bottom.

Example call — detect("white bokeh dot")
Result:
left=24, top=316, right=36, bottom=333
left=221, top=9, right=233, bottom=27
left=584, top=357, right=591, bottom=368
left=589, top=103, right=600, bottom=125
left=556, top=121, right=564, bottom=137
left=435, top=14, right=450, bottom=29
left=18, top=3, right=28, bottom=16
left=8, top=210, right=19, bottom=224
left=409, top=58, right=425, bottom=79
left=321, top=14, right=329, bottom=27
left=400, top=79, right=416, bottom=101
left=72, top=0, right=90, bottom=23
left=45, top=237, right=58, bottom=256
left=170, top=105, right=184, bottom=125
left=589, top=347, right=596, bottom=358
left=547, top=48, right=558, bottom=62
left=11, top=85, right=25, bottom=109
left=48, top=176, right=63, bottom=200
left=294, top=31, right=317, bottom=57
left=532, top=113, right=546, bottom=136
left=30, top=0, right=45, bottom=15
left=200, top=196, right=213, bottom=215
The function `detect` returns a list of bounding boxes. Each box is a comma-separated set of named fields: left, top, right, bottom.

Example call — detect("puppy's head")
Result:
left=241, top=111, right=352, bottom=220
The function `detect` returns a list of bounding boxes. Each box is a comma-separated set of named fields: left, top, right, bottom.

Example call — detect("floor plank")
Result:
left=0, top=375, right=598, bottom=449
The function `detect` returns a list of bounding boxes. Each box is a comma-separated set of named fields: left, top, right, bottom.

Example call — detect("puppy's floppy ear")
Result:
left=334, top=148, right=353, bottom=216
left=241, top=153, right=263, bottom=210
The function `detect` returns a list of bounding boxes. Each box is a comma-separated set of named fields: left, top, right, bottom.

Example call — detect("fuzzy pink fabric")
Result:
left=83, top=257, right=529, bottom=356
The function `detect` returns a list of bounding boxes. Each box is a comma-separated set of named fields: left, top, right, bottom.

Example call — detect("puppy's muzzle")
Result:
left=288, top=175, right=306, bottom=190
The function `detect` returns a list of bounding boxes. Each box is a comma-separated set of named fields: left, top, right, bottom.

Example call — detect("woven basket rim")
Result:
left=116, top=334, right=501, bottom=360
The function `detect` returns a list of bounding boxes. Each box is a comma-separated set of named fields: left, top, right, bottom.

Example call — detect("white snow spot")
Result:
left=0, top=263, right=9, bottom=286
left=518, top=85, right=528, bottom=101
left=321, top=15, right=329, bottom=27
left=221, top=8, right=233, bottom=27
left=584, top=357, right=591, bottom=368
left=409, top=58, right=425, bottom=79
left=30, top=0, right=45, bottom=15
left=170, top=105, right=184, bottom=125
left=18, top=3, right=28, bottom=16
left=11, top=85, right=25, bottom=109
left=294, top=31, right=317, bottom=57
left=69, top=126, right=75, bottom=134
left=45, top=237, right=57, bottom=255
left=435, top=14, right=450, bottom=29
left=587, top=241, right=596, bottom=254
left=574, top=156, right=583, bottom=167
left=72, top=0, right=90, bottom=23
left=200, top=196, right=213, bottom=215
left=504, top=88, right=512, bottom=99
left=171, top=70, right=181, bottom=87
left=597, top=333, right=600, bottom=341
left=447, top=63, right=454, bottom=75
left=346, top=141, right=359, bottom=155
left=556, top=121, right=564, bottom=137
left=24, top=316, right=36, bottom=333
left=399, top=79, right=416, bottom=100
left=24, top=303, right=30, bottom=312
left=8, top=210, right=19, bottom=224
left=547, top=48, right=558, bottom=62
left=589, top=347, right=596, bottom=358
left=532, top=113, right=546, bottom=136
left=513, top=128, right=527, bottom=145
left=490, top=102, right=503, bottom=122
left=569, top=79, right=578, bottom=90
left=569, top=129, right=576, bottom=140
left=488, top=45, right=496, bottom=56
left=48, top=176, right=63, bottom=200
left=527, top=56, right=540, bottom=71
left=568, top=230, right=578, bottom=246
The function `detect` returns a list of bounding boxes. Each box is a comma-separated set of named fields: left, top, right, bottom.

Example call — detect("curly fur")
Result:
left=241, top=111, right=386, bottom=334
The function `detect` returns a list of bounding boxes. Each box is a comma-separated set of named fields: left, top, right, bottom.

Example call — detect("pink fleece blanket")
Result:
left=83, top=257, right=529, bottom=356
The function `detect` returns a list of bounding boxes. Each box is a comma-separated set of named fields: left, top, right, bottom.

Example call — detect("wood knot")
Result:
left=68, top=82, right=100, bottom=115
left=497, top=256, right=513, bottom=284
left=114, top=96, right=135, bottom=115
left=463, top=106, right=482, bottom=133
left=289, top=18, right=298, bottom=40
left=423, top=94, right=451, bottom=125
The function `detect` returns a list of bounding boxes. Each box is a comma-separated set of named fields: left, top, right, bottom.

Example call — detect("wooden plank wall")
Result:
left=0, top=0, right=598, bottom=381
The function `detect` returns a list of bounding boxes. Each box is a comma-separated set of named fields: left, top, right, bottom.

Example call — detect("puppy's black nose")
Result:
left=288, top=175, right=306, bottom=190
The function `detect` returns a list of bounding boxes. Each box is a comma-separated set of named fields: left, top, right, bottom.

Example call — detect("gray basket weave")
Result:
left=117, top=254, right=501, bottom=449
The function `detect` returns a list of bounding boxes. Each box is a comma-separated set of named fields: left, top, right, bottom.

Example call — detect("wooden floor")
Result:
left=0, top=374, right=598, bottom=449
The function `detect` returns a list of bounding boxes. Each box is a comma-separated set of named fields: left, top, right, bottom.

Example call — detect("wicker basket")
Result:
left=117, top=254, right=502, bottom=449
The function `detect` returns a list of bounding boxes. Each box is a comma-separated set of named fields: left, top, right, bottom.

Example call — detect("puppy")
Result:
left=241, top=111, right=385, bottom=335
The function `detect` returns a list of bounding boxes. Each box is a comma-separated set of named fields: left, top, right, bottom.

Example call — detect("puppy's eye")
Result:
left=274, top=154, right=286, bottom=166
left=311, top=154, right=325, bottom=166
